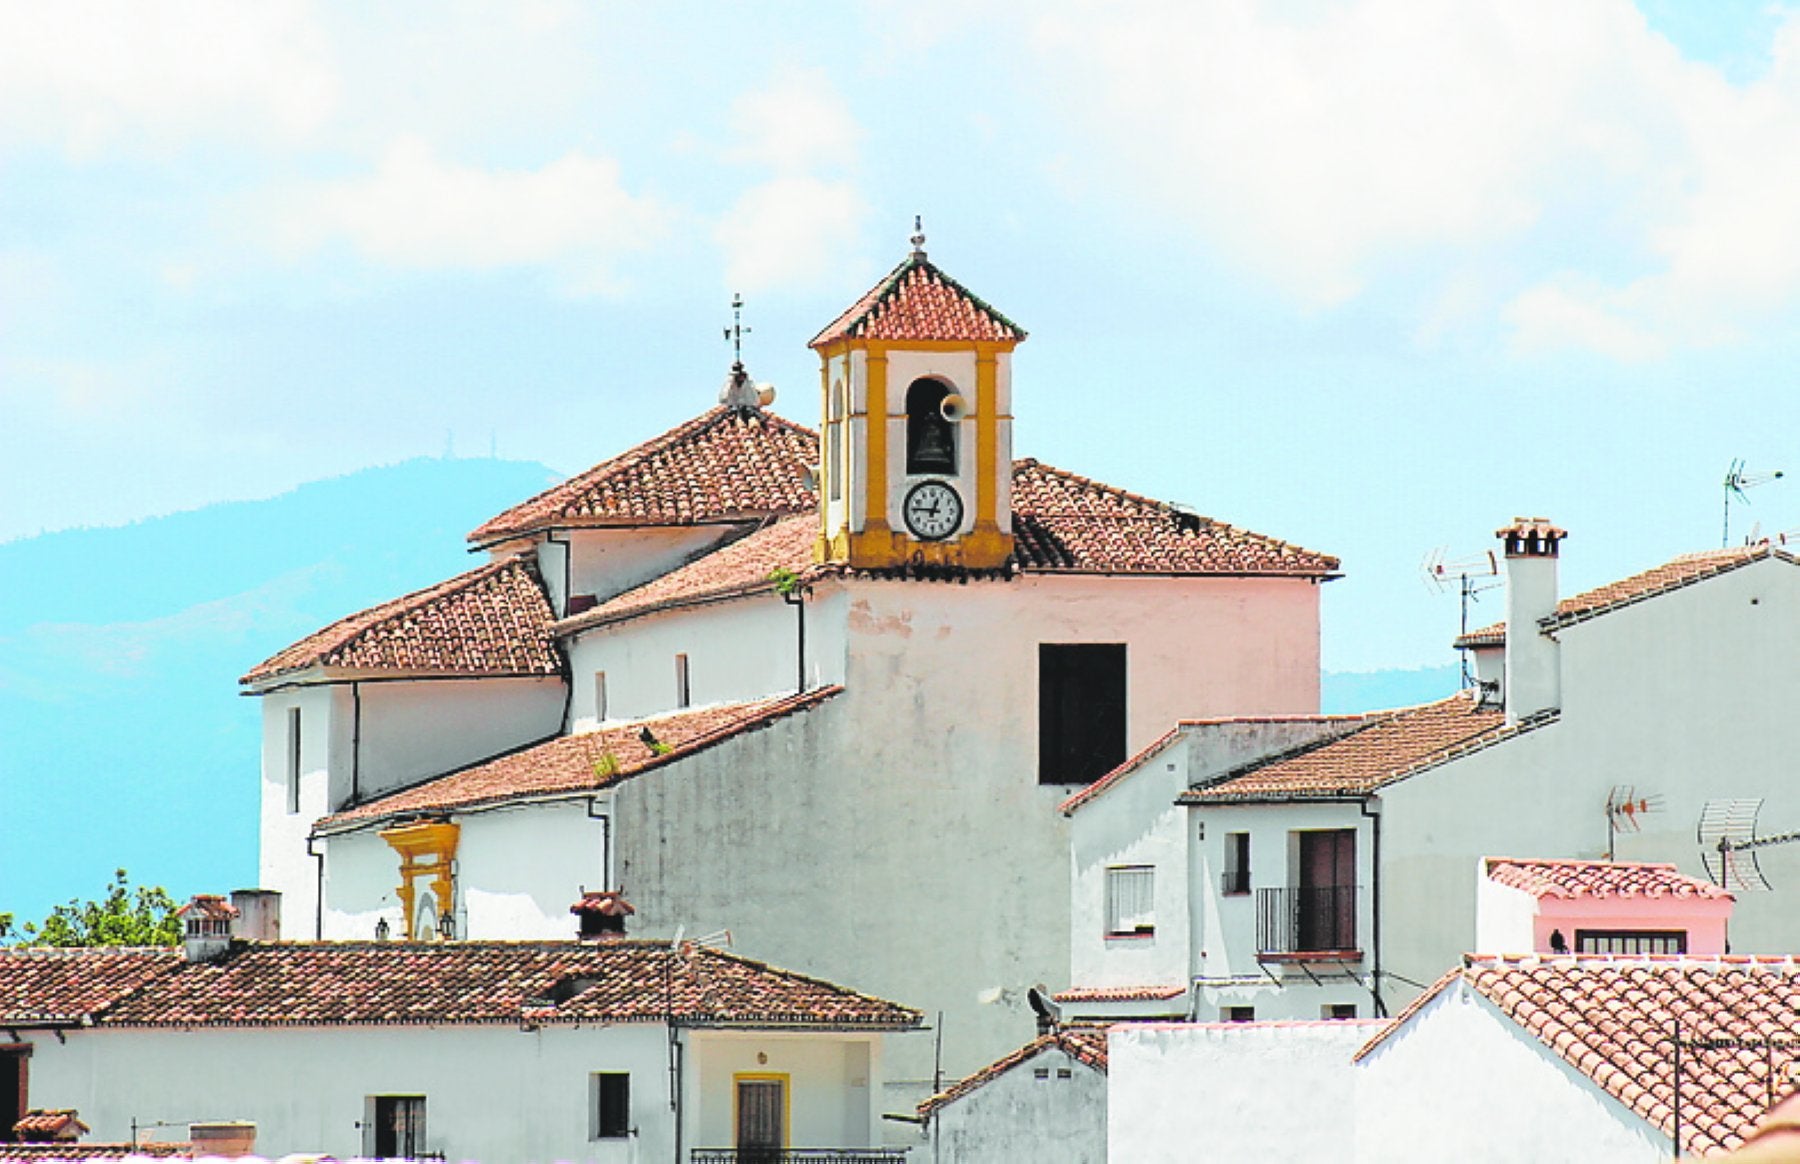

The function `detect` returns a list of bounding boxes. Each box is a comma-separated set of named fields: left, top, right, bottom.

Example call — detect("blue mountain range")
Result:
left=0, top=456, right=1455, bottom=928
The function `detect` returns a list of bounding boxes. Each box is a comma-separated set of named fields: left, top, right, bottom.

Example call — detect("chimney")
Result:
left=1498, top=517, right=1566, bottom=722
left=178, top=895, right=239, bottom=963
left=570, top=890, right=634, bottom=941
left=229, top=889, right=281, bottom=942
left=188, top=1121, right=256, bottom=1158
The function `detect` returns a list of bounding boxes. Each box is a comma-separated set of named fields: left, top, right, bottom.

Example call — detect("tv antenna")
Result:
left=1723, top=459, right=1783, bottom=548
left=1604, top=785, right=1663, bottom=860
left=1697, top=798, right=1800, bottom=892
left=1421, top=546, right=1502, bottom=690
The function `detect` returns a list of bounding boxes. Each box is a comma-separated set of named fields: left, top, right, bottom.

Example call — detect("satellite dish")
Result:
left=1027, top=985, right=1061, bottom=1034
left=1697, top=798, right=1788, bottom=892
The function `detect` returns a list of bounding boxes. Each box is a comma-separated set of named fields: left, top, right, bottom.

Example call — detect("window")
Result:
left=1105, top=865, right=1155, bottom=936
left=1576, top=929, right=1687, bottom=955
left=1038, top=644, right=1127, bottom=784
left=1224, top=1006, right=1256, bottom=1023
left=363, top=1095, right=425, bottom=1160
left=1322, top=1003, right=1358, bottom=1020
left=591, top=1073, right=630, bottom=1140
left=904, top=378, right=957, bottom=475
left=675, top=653, right=690, bottom=709
left=593, top=672, right=608, bottom=722
left=1, top=1046, right=29, bottom=1145
left=285, top=707, right=302, bottom=814
left=1222, top=832, right=1250, bottom=895
left=828, top=380, right=846, bottom=501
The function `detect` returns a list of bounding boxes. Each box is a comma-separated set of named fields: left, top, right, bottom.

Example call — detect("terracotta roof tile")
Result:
left=470, top=407, right=819, bottom=544
left=12, top=1110, right=87, bottom=1142
left=175, top=895, right=237, bottom=921
left=918, top=1028, right=1108, bottom=1116
left=91, top=940, right=918, bottom=1030
left=243, top=555, right=560, bottom=685
left=0, top=948, right=179, bottom=1026
left=1455, top=545, right=1784, bottom=649
left=1374, top=955, right=1800, bottom=1156
left=1052, top=985, right=1186, bottom=1003
left=0, top=1145, right=189, bottom=1160
left=1484, top=858, right=1733, bottom=901
left=810, top=253, right=1025, bottom=348
left=1010, top=460, right=1338, bottom=576
left=319, top=688, right=840, bottom=829
left=1180, top=693, right=1512, bottom=802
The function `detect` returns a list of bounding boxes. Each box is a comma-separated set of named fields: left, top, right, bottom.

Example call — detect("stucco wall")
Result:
left=257, top=684, right=344, bottom=939
left=1357, top=984, right=1666, bottom=1162
left=1108, top=1021, right=1376, bottom=1163
left=687, top=1031, right=880, bottom=1152
left=927, top=1044, right=1105, bottom=1164
left=560, top=524, right=743, bottom=611
left=352, top=676, right=565, bottom=800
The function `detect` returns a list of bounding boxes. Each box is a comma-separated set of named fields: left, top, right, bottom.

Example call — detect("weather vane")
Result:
left=910, top=214, right=926, bottom=256
left=723, top=292, right=750, bottom=365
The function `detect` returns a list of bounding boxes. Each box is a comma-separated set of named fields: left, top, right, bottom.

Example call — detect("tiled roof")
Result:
left=12, top=1110, right=87, bottom=1142
left=918, top=1028, right=1109, bottom=1116
left=1010, top=460, right=1338, bottom=576
left=1052, top=985, right=1186, bottom=1003
left=1484, top=858, right=1733, bottom=901
left=319, top=689, right=841, bottom=829
left=571, top=890, right=634, bottom=917
left=470, top=407, right=819, bottom=544
left=242, top=555, right=560, bottom=685
left=0, top=1145, right=188, bottom=1160
left=1454, top=545, right=1785, bottom=649
left=97, top=940, right=919, bottom=1030
left=176, top=895, right=237, bottom=921
left=0, top=948, right=178, bottom=1026
left=810, top=252, right=1024, bottom=348
left=1179, top=693, right=1512, bottom=803
left=1361, top=954, right=1800, bottom=1156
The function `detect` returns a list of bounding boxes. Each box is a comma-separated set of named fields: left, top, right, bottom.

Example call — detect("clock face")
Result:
left=902, top=480, right=963, bottom=541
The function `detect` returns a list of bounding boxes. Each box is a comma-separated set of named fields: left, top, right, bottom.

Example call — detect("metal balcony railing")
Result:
left=1255, top=885, right=1359, bottom=957
left=690, top=1151, right=910, bottom=1164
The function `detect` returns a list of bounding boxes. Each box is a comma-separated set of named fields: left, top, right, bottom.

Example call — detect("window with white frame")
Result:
left=594, top=672, right=608, bottom=722
left=1105, top=865, right=1155, bottom=936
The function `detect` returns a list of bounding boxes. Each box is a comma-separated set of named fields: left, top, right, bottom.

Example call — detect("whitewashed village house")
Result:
left=241, top=236, right=1340, bottom=1104
left=1053, top=518, right=1800, bottom=1026
left=0, top=896, right=919, bottom=1162
left=915, top=1029, right=1108, bottom=1164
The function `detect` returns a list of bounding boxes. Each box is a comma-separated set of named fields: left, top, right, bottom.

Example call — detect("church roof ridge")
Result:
left=809, top=251, right=1026, bottom=349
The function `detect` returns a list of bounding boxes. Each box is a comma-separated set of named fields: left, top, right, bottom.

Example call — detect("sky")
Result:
left=7, top=0, right=1800, bottom=673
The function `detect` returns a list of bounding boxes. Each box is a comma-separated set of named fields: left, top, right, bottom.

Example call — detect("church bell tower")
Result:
left=809, top=225, right=1026, bottom=571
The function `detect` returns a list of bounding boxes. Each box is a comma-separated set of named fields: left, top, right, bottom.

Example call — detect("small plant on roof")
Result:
left=769, top=567, right=803, bottom=597
left=592, top=752, right=621, bottom=779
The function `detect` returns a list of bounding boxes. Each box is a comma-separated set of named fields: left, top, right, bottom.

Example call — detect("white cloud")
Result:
left=273, top=139, right=668, bottom=292
left=1025, top=0, right=1800, bottom=358
left=727, top=68, right=862, bottom=171
left=716, top=176, right=865, bottom=293
left=0, top=0, right=337, bottom=156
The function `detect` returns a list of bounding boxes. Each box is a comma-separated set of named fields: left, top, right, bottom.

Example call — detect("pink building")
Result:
left=1475, top=857, right=1734, bottom=957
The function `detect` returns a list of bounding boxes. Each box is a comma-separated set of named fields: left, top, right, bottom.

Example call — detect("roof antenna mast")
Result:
left=1421, top=546, right=1501, bottom=691
left=1723, top=458, right=1784, bottom=548
left=911, top=214, right=926, bottom=258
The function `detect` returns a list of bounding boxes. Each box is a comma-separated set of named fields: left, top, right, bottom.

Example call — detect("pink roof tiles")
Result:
left=318, top=688, right=840, bottom=829
left=12, top=1110, right=88, bottom=1142
left=242, top=555, right=560, bottom=685
left=918, top=1028, right=1109, bottom=1116
left=1180, top=693, right=1512, bottom=802
left=470, top=407, right=819, bottom=544
left=68, top=940, right=918, bottom=1031
left=0, top=948, right=178, bottom=1026
left=1052, top=985, right=1186, bottom=1003
left=810, top=253, right=1025, bottom=348
left=1455, top=545, right=1785, bottom=649
left=1361, top=954, right=1800, bottom=1156
left=1484, top=858, right=1733, bottom=902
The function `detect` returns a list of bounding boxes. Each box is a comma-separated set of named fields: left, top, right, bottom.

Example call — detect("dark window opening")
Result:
left=0, top=1048, right=29, bottom=1144
left=675, top=653, right=691, bottom=709
left=1224, top=1006, right=1256, bottom=1023
left=828, top=382, right=845, bottom=501
left=594, top=1073, right=630, bottom=1140
left=1323, top=1003, right=1358, bottom=1020
left=905, top=378, right=956, bottom=475
left=1039, top=644, right=1127, bottom=784
left=366, top=1095, right=425, bottom=1160
left=1222, top=832, right=1251, bottom=895
left=286, top=707, right=302, bottom=814
left=1575, top=929, right=1687, bottom=955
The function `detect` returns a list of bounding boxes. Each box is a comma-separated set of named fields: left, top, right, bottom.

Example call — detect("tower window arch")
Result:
left=905, top=377, right=957, bottom=476
left=828, top=380, right=846, bottom=501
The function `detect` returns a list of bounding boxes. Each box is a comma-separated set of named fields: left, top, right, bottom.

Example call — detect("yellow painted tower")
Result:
left=809, top=228, right=1026, bottom=571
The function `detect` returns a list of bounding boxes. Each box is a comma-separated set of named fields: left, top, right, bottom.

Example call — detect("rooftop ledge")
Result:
left=1256, top=950, right=1364, bottom=964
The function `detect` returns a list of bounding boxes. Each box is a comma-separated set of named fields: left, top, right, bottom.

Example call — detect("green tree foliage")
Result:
left=17, top=869, right=182, bottom=947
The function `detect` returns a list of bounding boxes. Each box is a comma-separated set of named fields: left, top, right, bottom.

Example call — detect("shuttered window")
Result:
left=1039, top=644, right=1128, bottom=784
left=592, top=1072, right=630, bottom=1139
left=1105, top=865, right=1155, bottom=936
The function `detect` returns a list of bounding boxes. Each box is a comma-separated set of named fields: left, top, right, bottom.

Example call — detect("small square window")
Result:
left=592, top=1072, right=630, bottom=1140
left=1105, top=866, right=1154, bottom=936
left=1032, top=1067, right=1050, bottom=1080
left=1323, top=1004, right=1357, bottom=1020
left=1224, top=1006, right=1256, bottom=1023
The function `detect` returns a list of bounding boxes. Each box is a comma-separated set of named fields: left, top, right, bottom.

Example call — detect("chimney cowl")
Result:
left=571, top=890, right=634, bottom=941
left=1496, top=517, right=1567, bottom=558
left=178, top=895, right=239, bottom=963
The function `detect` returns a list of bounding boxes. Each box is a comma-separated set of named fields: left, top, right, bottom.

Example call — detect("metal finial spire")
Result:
left=910, top=215, right=926, bottom=257
left=723, top=292, right=751, bottom=366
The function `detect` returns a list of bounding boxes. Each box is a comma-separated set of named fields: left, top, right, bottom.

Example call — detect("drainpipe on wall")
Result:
left=781, top=584, right=810, bottom=694
left=586, top=799, right=612, bottom=890
left=349, top=682, right=362, bottom=805
left=1360, top=798, right=1385, bottom=1018
left=305, top=832, right=326, bottom=941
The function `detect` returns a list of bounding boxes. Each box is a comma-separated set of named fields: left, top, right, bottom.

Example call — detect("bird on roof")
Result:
left=639, top=726, right=660, bottom=750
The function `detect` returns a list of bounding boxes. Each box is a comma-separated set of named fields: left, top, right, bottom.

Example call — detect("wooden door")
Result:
left=1297, top=830, right=1356, bottom=951
left=736, top=1077, right=785, bottom=1161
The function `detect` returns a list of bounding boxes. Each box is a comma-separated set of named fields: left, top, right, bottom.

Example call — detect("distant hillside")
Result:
left=1322, top=664, right=1461, bottom=714
left=0, top=458, right=561, bottom=927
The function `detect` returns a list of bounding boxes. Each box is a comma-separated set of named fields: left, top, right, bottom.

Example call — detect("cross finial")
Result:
left=723, top=292, right=751, bottom=366
left=910, top=215, right=926, bottom=257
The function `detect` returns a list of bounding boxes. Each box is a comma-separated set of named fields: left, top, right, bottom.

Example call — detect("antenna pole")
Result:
left=1459, top=576, right=1475, bottom=690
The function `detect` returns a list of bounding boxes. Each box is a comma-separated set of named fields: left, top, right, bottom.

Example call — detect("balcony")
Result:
left=690, top=1151, right=910, bottom=1163
left=1255, top=886, right=1360, bottom=960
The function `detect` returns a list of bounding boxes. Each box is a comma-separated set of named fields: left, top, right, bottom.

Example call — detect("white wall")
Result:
left=559, top=525, right=745, bottom=612
left=21, top=1022, right=675, bottom=1164
left=353, top=677, right=566, bottom=801
left=687, top=1031, right=882, bottom=1152
left=257, top=684, right=345, bottom=939
left=1357, top=983, right=1666, bottom=1162
left=1109, top=1021, right=1376, bottom=1163
left=927, top=1044, right=1105, bottom=1164
left=1473, top=873, right=1539, bottom=955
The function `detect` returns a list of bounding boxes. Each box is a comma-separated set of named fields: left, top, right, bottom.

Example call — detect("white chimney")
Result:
left=178, top=895, right=239, bottom=963
left=1498, top=517, right=1566, bottom=723
left=229, top=889, right=281, bottom=942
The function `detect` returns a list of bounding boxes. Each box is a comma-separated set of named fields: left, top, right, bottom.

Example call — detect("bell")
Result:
left=910, top=418, right=955, bottom=473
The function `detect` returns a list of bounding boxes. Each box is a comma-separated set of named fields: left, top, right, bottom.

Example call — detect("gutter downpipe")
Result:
left=306, top=832, right=325, bottom=940
left=1360, top=796, right=1386, bottom=1018
left=586, top=798, right=612, bottom=890
left=781, top=584, right=810, bottom=694
left=350, top=682, right=362, bottom=805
